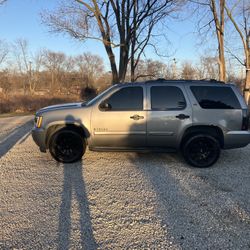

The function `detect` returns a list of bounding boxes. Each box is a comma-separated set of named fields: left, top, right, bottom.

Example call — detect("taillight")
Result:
left=242, top=109, right=249, bottom=130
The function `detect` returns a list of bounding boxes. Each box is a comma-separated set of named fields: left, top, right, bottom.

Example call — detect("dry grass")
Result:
left=0, top=94, right=78, bottom=114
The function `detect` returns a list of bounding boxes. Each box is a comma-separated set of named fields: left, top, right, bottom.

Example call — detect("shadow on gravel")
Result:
left=0, top=120, right=33, bottom=158
left=127, top=153, right=190, bottom=247
left=58, top=161, right=97, bottom=250
left=128, top=151, right=250, bottom=249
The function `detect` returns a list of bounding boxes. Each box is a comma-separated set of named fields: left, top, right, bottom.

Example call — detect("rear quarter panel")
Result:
left=184, top=84, right=243, bottom=132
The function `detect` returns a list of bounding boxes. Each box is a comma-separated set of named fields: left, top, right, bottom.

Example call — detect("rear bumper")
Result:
left=224, top=130, right=250, bottom=149
left=32, top=128, right=47, bottom=152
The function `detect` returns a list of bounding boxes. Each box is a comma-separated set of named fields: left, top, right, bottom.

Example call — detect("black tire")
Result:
left=182, top=134, right=220, bottom=168
left=49, top=129, right=86, bottom=163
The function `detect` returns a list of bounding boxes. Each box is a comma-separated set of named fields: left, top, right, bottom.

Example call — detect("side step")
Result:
left=89, top=146, right=177, bottom=153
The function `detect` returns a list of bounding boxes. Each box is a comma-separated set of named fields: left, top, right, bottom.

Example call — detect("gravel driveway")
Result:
left=1, top=116, right=250, bottom=249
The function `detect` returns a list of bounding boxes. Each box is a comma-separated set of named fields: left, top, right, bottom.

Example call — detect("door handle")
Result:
left=176, top=114, right=190, bottom=120
left=130, top=114, right=144, bottom=120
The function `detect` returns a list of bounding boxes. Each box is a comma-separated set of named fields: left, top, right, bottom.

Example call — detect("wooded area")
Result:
left=0, top=0, right=249, bottom=113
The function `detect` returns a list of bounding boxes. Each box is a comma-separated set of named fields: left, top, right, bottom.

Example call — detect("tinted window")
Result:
left=105, top=87, right=143, bottom=111
left=151, top=86, right=186, bottom=110
left=190, top=86, right=241, bottom=109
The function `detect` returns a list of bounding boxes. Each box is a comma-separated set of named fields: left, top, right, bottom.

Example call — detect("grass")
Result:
left=0, top=112, right=34, bottom=118
left=0, top=94, right=78, bottom=115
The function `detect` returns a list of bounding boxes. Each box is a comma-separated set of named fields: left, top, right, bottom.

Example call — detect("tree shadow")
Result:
left=127, top=149, right=250, bottom=248
left=0, top=120, right=33, bottom=158
left=58, top=161, right=97, bottom=250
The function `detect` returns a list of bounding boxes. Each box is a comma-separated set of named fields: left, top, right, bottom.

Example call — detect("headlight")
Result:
left=35, top=116, right=43, bottom=128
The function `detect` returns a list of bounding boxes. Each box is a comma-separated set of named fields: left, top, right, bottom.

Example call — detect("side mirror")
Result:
left=99, top=101, right=112, bottom=111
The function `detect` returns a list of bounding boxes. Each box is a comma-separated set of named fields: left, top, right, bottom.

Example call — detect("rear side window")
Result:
left=105, top=86, right=143, bottom=111
left=190, top=86, right=241, bottom=109
left=151, top=86, right=186, bottom=110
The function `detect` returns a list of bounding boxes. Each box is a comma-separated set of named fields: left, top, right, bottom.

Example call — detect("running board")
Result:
left=89, top=146, right=177, bottom=153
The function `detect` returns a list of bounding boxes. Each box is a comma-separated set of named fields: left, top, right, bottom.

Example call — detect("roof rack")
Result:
left=200, top=78, right=225, bottom=83
left=144, top=78, right=225, bottom=84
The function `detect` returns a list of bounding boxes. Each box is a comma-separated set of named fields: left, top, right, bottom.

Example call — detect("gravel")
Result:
left=0, top=117, right=250, bottom=249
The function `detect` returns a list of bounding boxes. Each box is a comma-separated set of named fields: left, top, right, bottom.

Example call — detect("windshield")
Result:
left=83, top=85, right=117, bottom=106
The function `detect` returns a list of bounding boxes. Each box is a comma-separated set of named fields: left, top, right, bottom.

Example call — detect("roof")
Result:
left=116, top=78, right=226, bottom=86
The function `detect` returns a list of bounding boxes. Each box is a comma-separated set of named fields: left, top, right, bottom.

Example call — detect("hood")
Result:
left=37, top=102, right=84, bottom=114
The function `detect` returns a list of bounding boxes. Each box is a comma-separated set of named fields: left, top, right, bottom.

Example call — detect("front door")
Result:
left=147, top=84, right=192, bottom=148
left=90, top=86, right=146, bottom=148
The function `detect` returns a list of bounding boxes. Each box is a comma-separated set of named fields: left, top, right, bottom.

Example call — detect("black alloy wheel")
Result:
left=49, top=129, right=86, bottom=163
left=182, top=134, right=220, bottom=168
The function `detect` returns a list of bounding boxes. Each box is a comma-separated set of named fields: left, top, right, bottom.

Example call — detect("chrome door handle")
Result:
left=130, top=114, right=144, bottom=120
left=176, top=114, right=190, bottom=120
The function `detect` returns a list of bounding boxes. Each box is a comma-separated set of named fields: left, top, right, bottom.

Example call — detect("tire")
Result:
left=182, top=134, right=220, bottom=168
left=49, top=129, right=86, bottom=163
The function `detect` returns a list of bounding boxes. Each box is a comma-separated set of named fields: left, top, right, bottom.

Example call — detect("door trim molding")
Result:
left=148, top=131, right=174, bottom=136
left=94, top=131, right=146, bottom=135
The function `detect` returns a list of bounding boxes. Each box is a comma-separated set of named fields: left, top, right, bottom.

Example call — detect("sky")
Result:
left=0, top=0, right=210, bottom=69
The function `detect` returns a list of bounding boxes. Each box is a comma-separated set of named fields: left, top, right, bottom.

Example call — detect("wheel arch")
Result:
left=45, top=122, right=89, bottom=148
left=180, top=125, right=224, bottom=149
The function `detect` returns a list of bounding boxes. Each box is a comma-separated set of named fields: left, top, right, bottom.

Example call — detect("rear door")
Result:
left=147, top=84, right=192, bottom=148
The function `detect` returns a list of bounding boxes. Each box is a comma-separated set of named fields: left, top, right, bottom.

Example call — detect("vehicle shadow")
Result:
left=58, top=161, right=97, bottom=250
left=0, top=120, right=33, bottom=158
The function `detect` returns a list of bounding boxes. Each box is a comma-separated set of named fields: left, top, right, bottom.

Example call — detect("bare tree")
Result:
left=12, top=40, right=45, bottom=93
left=0, top=40, right=8, bottom=66
left=225, top=1, right=250, bottom=104
left=211, top=0, right=226, bottom=81
left=131, top=59, right=169, bottom=81
left=42, top=0, right=182, bottom=84
left=75, top=52, right=104, bottom=87
left=181, top=61, right=197, bottom=79
left=31, top=50, right=44, bottom=92
left=12, top=39, right=32, bottom=93
left=191, top=0, right=226, bottom=81
left=196, top=55, right=218, bottom=79
left=42, top=50, right=66, bottom=91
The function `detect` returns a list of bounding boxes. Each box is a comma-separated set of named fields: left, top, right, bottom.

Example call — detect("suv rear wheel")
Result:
left=49, top=129, right=86, bottom=163
left=182, top=134, right=220, bottom=168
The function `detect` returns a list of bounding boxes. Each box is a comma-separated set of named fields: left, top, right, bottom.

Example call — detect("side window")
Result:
left=151, top=86, right=186, bottom=110
left=190, top=86, right=241, bottom=109
left=103, top=86, right=143, bottom=111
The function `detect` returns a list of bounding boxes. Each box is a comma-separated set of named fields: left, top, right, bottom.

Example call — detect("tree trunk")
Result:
left=211, top=0, right=226, bottom=82
left=245, top=48, right=250, bottom=107
left=131, top=62, right=135, bottom=82
left=242, top=42, right=250, bottom=106
left=244, top=67, right=250, bottom=107
left=119, top=46, right=129, bottom=82
left=110, top=57, right=119, bottom=84
left=51, top=71, right=54, bottom=91
left=218, top=35, right=226, bottom=82
left=130, top=0, right=137, bottom=82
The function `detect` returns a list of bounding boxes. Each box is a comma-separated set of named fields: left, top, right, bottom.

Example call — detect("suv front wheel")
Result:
left=182, top=134, right=220, bottom=168
left=49, top=129, right=86, bottom=163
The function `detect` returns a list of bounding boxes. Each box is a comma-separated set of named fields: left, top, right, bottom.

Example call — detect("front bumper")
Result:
left=32, top=127, right=47, bottom=152
left=224, top=130, right=250, bottom=149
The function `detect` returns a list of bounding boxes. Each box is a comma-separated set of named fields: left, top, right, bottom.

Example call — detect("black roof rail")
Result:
left=145, top=78, right=187, bottom=83
left=200, top=78, right=225, bottom=83
left=144, top=78, right=225, bottom=84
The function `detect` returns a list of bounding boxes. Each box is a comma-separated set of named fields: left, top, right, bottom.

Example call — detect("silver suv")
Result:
left=32, top=79, right=250, bottom=167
